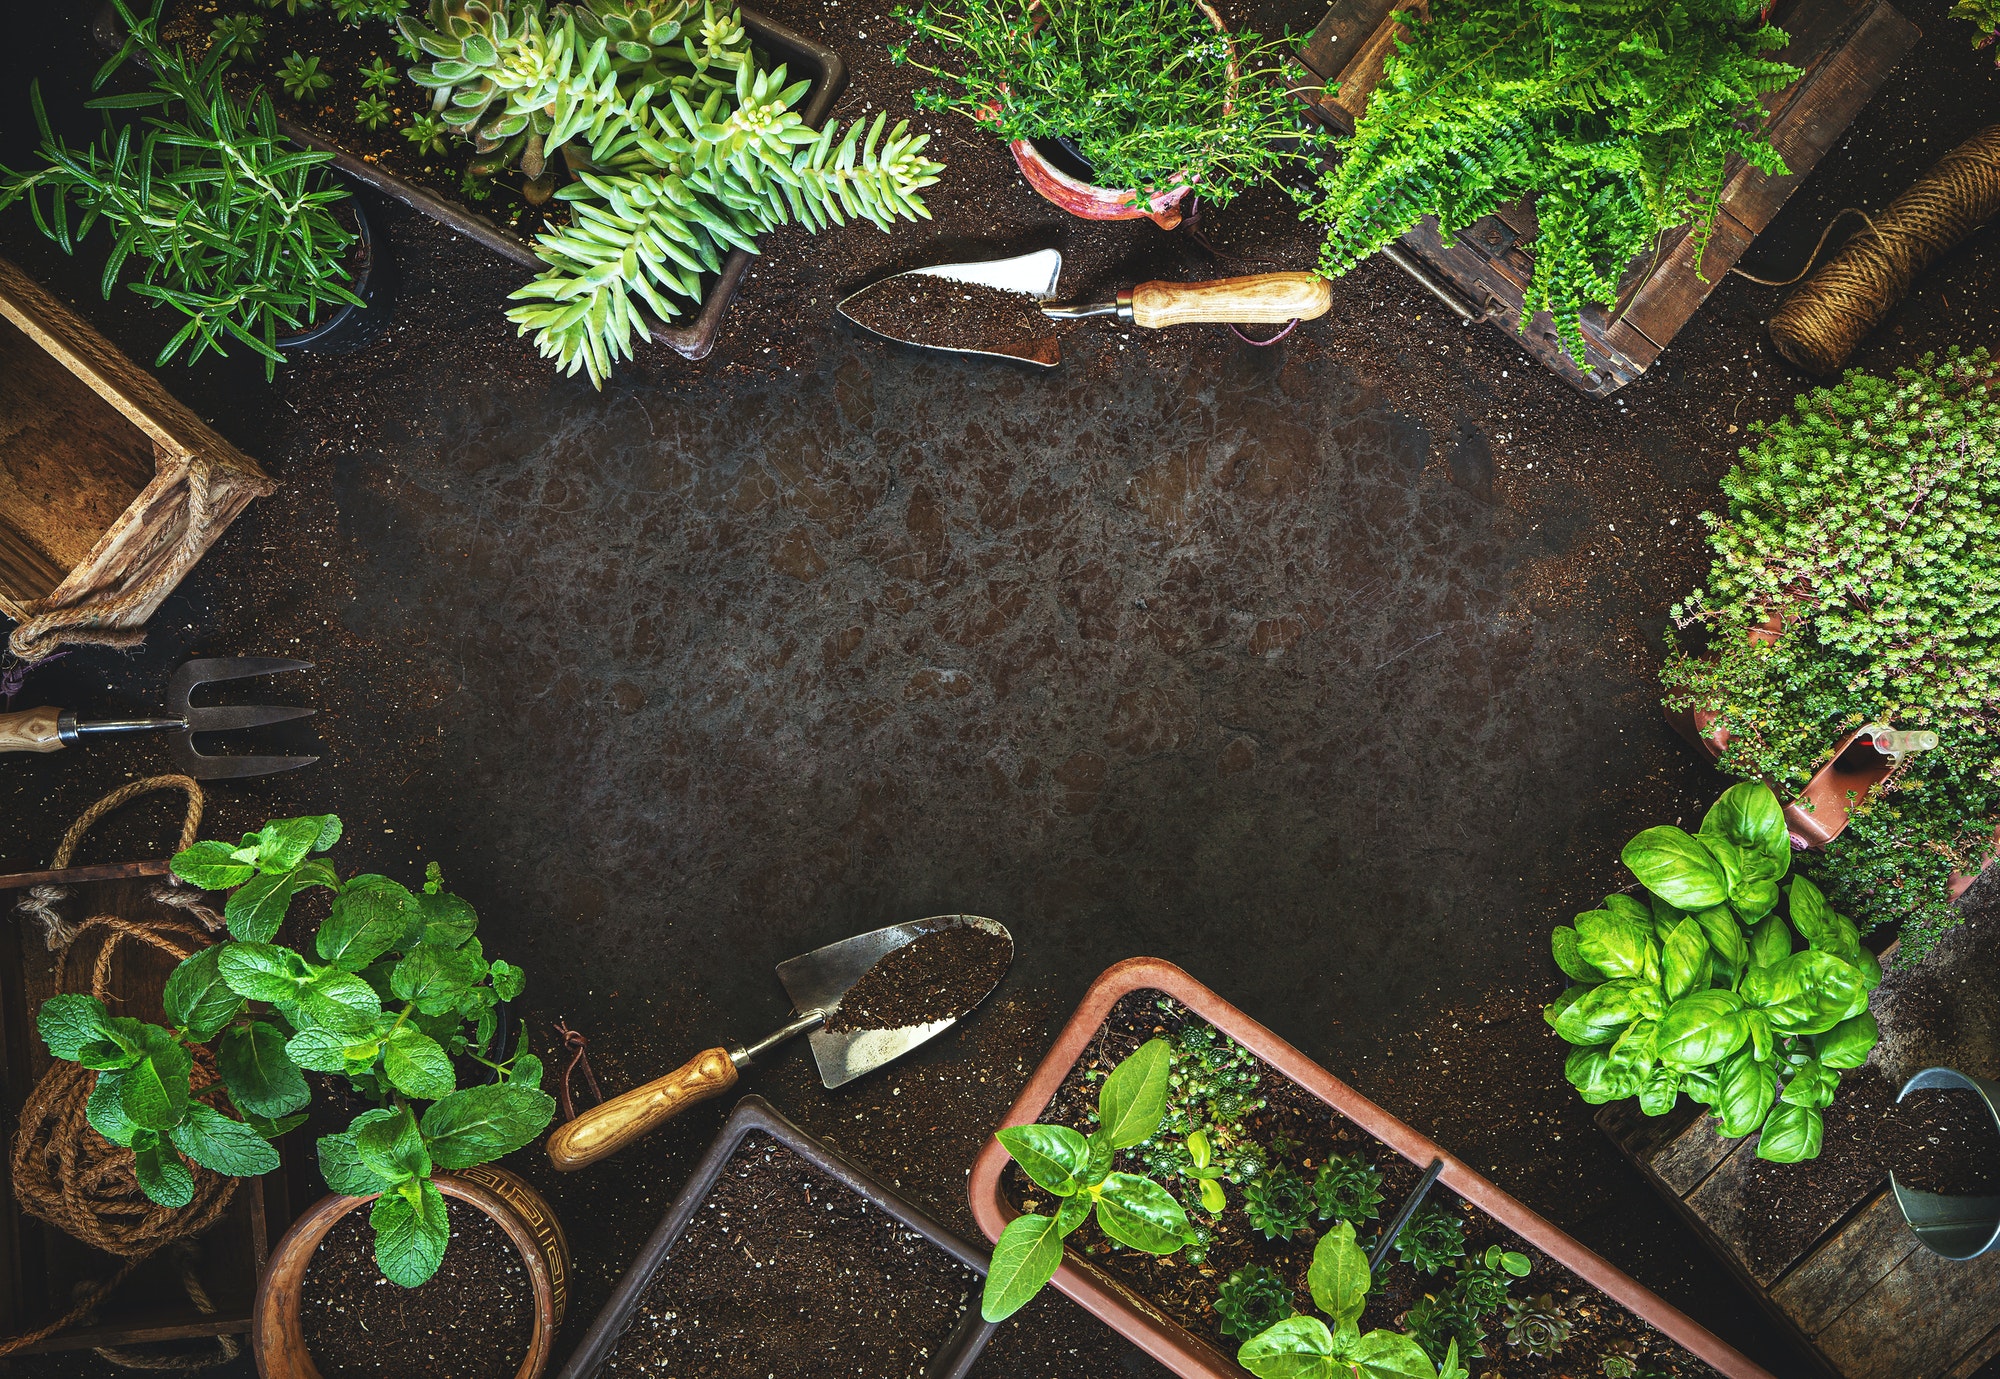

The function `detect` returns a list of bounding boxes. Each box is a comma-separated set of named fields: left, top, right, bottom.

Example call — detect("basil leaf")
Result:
left=1814, top=1011, right=1879, bottom=1069
left=1096, top=1038, right=1171, bottom=1150
left=1305, top=1220, right=1370, bottom=1328
left=1693, top=906, right=1747, bottom=971
left=1550, top=926, right=1600, bottom=982
left=1093, top=1172, right=1188, bottom=1254
left=1573, top=910, right=1655, bottom=980
left=356, top=1103, right=432, bottom=1183
left=1543, top=983, right=1591, bottom=1033
left=121, top=1025, right=193, bottom=1131
left=419, top=1083, right=556, bottom=1169
left=997, top=1124, right=1090, bottom=1197
left=1747, top=914, right=1794, bottom=969
left=1348, top=1330, right=1441, bottom=1379
left=1656, top=990, right=1748, bottom=1070
left=1659, top=917, right=1710, bottom=1003
left=382, top=1027, right=457, bottom=1101
left=1637, top=1066, right=1682, bottom=1116
left=1780, top=1056, right=1839, bottom=1109
left=1700, top=782, right=1790, bottom=876
left=980, top=1213, right=1064, bottom=1323
left=219, top=1020, right=309, bottom=1117
left=133, top=1143, right=195, bottom=1208
left=162, top=945, right=242, bottom=1040
left=391, top=943, right=483, bottom=1017
left=1565, top=1046, right=1647, bottom=1104
left=1745, top=1009, right=1773, bottom=1064
left=1621, top=826, right=1728, bottom=909
left=219, top=941, right=309, bottom=1003
left=1715, top=1048, right=1778, bottom=1138
left=1744, top=951, right=1864, bottom=1036
left=1552, top=978, right=1659, bottom=1045
left=38, top=993, right=112, bottom=1061
left=1237, top=1314, right=1338, bottom=1379
left=1756, top=1104, right=1823, bottom=1163
left=1055, top=1193, right=1092, bottom=1234
left=1730, top=877, right=1780, bottom=923
left=317, top=875, right=419, bottom=971
left=1085, top=1129, right=1115, bottom=1186
left=170, top=1103, right=280, bottom=1177
left=86, top=1069, right=139, bottom=1145
left=371, top=1178, right=450, bottom=1288
left=1609, top=1017, right=1659, bottom=1076
left=1786, top=876, right=1860, bottom=959
left=170, top=839, right=256, bottom=891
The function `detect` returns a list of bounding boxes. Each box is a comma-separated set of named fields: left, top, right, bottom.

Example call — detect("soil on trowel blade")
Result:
left=842, top=275, right=1056, bottom=356
left=601, top=1133, right=978, bottom=1378
left=298, top=1203, right=536, bottom=1379
left=824, top=923, right=1012, bottom=1032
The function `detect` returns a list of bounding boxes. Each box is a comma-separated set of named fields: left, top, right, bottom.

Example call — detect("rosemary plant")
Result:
left=891, top=0, right=1329, bottom=205
left=0, top=0, right=363, bottom=380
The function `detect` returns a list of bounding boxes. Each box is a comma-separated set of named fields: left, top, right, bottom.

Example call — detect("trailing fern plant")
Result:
left=1304, top=0, right=1799, bottom=364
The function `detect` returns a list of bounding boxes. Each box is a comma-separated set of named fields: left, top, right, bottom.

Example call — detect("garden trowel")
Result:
left=546, top=914, right=1012, bottom=1170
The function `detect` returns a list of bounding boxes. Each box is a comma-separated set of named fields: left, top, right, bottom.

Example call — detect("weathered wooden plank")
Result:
left=1768, top=1191, right=1915, bottom=1335
left=1809, top=1222, right=2000, bottom=1379
left=1299, top=0, right=1398, bottom=90
left=1947, top=1323, right=2000, bottom=1379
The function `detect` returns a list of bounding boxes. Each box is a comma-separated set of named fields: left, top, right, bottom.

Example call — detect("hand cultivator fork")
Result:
left=0, top=657, right=318, bottom=779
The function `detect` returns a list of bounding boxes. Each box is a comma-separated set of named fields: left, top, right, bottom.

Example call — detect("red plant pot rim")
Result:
left=967, top=957, right=1778, bottom=1379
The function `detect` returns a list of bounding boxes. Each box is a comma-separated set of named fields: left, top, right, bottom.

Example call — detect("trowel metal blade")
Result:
left=836, top=250, right=1064, bottom=367
left=775, top=914, right=1013, bottom=1089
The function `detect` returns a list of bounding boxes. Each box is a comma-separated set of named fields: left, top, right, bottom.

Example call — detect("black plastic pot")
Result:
left=554, top=1095, right=998, bottom=1379
left=273, top=196, right=381, bottom=357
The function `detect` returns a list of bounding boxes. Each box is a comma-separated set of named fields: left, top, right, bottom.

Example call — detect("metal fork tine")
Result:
left=184, top=704, right=318, bottom=732
left=168, top=658, right=314, bottom=712
left=183, top=752, right=321, bottom=781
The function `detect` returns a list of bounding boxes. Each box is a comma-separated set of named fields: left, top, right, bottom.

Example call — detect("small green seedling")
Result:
left=279, top=51, right=330, bottom=101
left=210, top=12, right=263, bottom=60
left=982, top=1039, right=1191, bottom=1322
left=355, top=94, right=393, bottom=130
left=401, top=112, right=449, bottom=154
left=1185, top=1129, right=1227, bottom=1213
left=360, top=55, right=399, bottom=91
left=1239, top=1221, right=1465, bottom=1379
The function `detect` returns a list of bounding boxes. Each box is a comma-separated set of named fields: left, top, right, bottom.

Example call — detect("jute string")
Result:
left=16, top=776, right=213, bottom=952
left=2, top=778, right=239, bottom=1364
left=1766, top=125, right=2000, bottom=373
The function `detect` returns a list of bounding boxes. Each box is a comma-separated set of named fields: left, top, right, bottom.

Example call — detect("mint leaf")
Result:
left=319, top=1114, right=399, bottom=1196
left=219, top=941, right=309, bottom=1003
left=245, top=816, right=340, bottom=873
left=356, top=1104, right=432, bottom=1183
left=121, top=1026, right=193, bottom=1131
left=133, top=1144, right=195, bottom=1208
left=162, top=946, right=241, bottom=1040
left=170, top=1104, right=281, bottom=1176
left=420, top=1083, right=556, bottom=1169
left=285, top=1025, right=353, bottom=1073
left=317, top=875, right=419, bottom=971
left=371, top=1179, right=449, bottom=1287
left=414, top=889, right=477, bottom=948
left=171, top=839, right=257, bottom=891
left=383, top=1027, right=456, bottom=1101
left=391, top=943, right=481, bottom=1016
left=219, top=1021, right=308, bottom=1117
left=488, top=959, right=525, bottom=1003
left=296, top=969, right=382, bottom=1035
left=37, top=993, right=111, bottom=1061
left=508, top=1050, right=544, bottom=1088
left=86, top=1070, right=138, bottom=1146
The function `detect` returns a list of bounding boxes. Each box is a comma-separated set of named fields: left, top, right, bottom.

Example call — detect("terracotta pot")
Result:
left=968, top=958, right=1779, bottom=1379
left=252, top=1164, right=570, bottom=1379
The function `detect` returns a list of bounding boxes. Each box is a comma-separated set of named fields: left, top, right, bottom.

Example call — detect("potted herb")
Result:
left=554, top=1095, right=999, bottom=1379
left=1663, top=350, right=2000, bottom=962
left=30, top=813, right=564, bottom=1376
left=1547, top=783, right=1882, bottom=1164
left=969, top=959, right=1776, bottom=1378
left=1302, top=0, right=1799, bottom=365
left=892, top=0, right=1327, bottom=228
left=1, top=0, right=368, bottom=380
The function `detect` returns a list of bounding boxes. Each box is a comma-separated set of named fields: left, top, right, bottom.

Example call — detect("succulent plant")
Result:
left=1504, top=1293, right=1572, bottom=1358
left=400, top=0, right=561, bottom=178
left=355, top=94, right=395, bottom=130
left=568, top=0, right=696, bottom=77
left=279, top=52, right=332, bottom=101
left=1243, top=1164, right=1317, bottom=1242
left=254, top=0, right=319, bottom=14
left=1392, top=1203, right=1467, bottom=1275
left=210, top=12, right=264, bottom=60
left=1312, top=1153, right=1384, bottom=1224
left=1214, top=1264, right=1297, bottom=1342
left=361, top=55, right=401, bottom=91
left=401, top=112, right=451, bottom=153
left=1406, top=1291, right=1485, bottom=1365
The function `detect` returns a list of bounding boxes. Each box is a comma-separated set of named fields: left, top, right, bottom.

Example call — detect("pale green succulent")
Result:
left=401, top=0, right=562, bottom=174
left=568, top=0, right=698, bottom=77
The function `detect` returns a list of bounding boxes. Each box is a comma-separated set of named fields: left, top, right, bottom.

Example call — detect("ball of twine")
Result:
left=1769, top=125, right=2000, bottom=373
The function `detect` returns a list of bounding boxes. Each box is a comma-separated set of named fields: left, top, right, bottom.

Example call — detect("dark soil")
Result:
left=825, top=920, right=1014, bottom=1032
left=839, top=274, right=1059, bottom=357
left=297, top=1202, right=537, bottom=1379
left=1009, top=991, right=1713, bottom=1377
left=1882, top=1087, right=2000, bottom=1195
left=600, top=1133, right=978, bottom=1378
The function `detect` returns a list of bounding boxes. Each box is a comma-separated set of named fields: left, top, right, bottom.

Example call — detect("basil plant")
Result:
left=1547, top=783, right=1880, bottom=1162
left=36, top=815, right=554, bottom=1286
left=983, top=1038, right=1193, bottom=1321
left=1238, top=1221, right=1465, bottom=1379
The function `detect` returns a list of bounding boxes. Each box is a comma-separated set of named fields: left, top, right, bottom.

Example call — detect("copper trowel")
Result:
left=546, top=915, right=1012, bottom=1169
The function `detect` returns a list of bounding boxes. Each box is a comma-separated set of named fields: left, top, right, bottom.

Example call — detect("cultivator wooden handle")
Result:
left=546, top=1046, right=739, bottom=1170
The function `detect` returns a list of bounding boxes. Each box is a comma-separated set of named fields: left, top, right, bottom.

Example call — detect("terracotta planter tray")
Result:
left=1294, top=0, right=1917, bottom=396
left=968, top=957, right=1777, bottom=1379
left=554, top=1095, right=999, bottom=1379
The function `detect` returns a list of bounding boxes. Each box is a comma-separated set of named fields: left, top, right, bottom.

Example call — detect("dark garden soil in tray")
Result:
left=1008, top=991, right=1716, bottom=1378
left=298, top=1202, right=536, bottom=1379
left=825, top=920, right=1013, bottom=1032
left=601, top=1132, right=978, bottom=1378
left=839, top=275, right=1058, bottom=355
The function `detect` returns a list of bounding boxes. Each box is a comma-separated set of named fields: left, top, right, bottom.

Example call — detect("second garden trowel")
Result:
left=546, top=914, right=1012, bottom=1169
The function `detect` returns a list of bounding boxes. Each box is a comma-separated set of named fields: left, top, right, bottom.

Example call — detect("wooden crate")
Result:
left=0, top=860, right=283, bottom=1355
left=0, top=256, right=272, bottom=650
left=1296, top=0, right=1919, bottom=395
left=1597, top=1089, right=2000, bottom=1379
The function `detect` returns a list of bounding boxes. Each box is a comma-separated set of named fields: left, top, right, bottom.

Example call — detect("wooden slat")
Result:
left=1807, top=1217, right=2000, bottom=1379
left=1299, top=0, right=1399, bottom=88
left=1770, top=1192, right=1917, bottom=1336
left=0, top=860, right=174, bottom=890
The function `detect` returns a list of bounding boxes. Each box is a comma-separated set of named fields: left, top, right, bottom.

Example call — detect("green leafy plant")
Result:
left=1392, top=1202, right=1465, bottom=1275
left=1664, top=352, right=2000, bottom=959
left=361, top=54, right=401, bottom=91
left=1313, top=1152, right=1383, bottom=1224
left=333, top=0, right=411, bottom=23
left=402, top=112, right=451, bottom=153
left=1304, top=0, right=1798, bottom=365
left=1237, top=1220, right=1463, bottom=1379
left=1952, top=0, right=2000, bottom=60
left=35, top=815, right=552, bottom=1287
left=1407, top=1246, right=1530, bottom=1362
left=1136, top=1011, right=1268, bottom=1212
left=356, top=94, right=395, bottom=129
left=279, top=51, right=332, bottom=101
left=1547, top=782, right=1881, bottom=1162
left=892, top=0, right=1330, bottom=207
left=0, top=0, right=362, bottom=380
left=255, top=0, right=319, bottom=13
left=1502, top=1294, right=1570, bottom=1358
left=982, top=1039, right=1192, bottom=1322
left=1244, top=1163, right=1317, bottom=1242
left=1215, top=1264, right=1297, bottom=1342
left=210, top=12, right=265, bottom=60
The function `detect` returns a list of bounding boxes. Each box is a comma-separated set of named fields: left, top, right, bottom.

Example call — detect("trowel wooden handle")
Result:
left=0, top=708, right=65, bottom=753
left=546, top=1046, right=738, bottom=1171
left=1129, top=273, right=1331, bottom=328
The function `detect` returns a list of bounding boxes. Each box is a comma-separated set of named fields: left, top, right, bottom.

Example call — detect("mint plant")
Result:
left=982, top=1039, right=1192, bottom=1321
left=1238, top=1220, right=1465, bottom=1379
left=1546, top=783, right=1880, bottom=1161
left=36, top=815, right=553, bottom=1288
